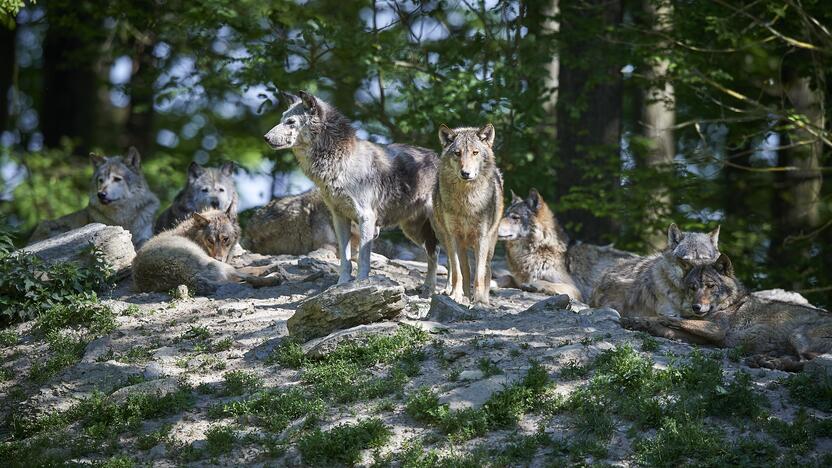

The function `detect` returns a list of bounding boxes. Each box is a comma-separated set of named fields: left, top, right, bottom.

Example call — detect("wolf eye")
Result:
left=219, top=187, right=225, bottom=192
left=285, top=118, right=296, bottom=125
left=113, top=176, right=122, bottom=182
left=472, top=150, right=479, bottom=155
left=510, top=214, right=520, bottom=220
left=689, top=284, right=697, bottom=291
left=202, top=188, right=209, bottom=192
left=454, top=150, right=462, bottom=157
left=705, top=283, right=715, bottom=289
left=98, top=178, right=104, bottom=183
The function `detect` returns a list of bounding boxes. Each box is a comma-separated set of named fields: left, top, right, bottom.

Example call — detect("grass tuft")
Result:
left=298, top=418, right=391, bottom=466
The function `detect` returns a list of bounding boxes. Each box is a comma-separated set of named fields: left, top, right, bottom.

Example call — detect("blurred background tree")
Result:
left=0, top=0, right=829, bottom=306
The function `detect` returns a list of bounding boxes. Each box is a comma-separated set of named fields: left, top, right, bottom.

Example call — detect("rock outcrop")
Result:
left=23, top=223, right=135, bottom=279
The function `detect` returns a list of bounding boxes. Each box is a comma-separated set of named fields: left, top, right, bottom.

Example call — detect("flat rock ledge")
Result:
left=287, top=277, right=406, bottom=342
left=23, top=223, right=135, bottom=279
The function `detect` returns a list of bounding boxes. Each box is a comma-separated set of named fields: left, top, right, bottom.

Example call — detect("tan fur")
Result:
left=590, top=224, right=721, bottom=317
left=241, top=189, right=359, bottom=256
left=433, top=124, right=503, bottom=305
left=133, top=209, right=282, bottom=294
left=624, top=254, right=832, bottom=371
left=29, top=148, right=159, bottom=248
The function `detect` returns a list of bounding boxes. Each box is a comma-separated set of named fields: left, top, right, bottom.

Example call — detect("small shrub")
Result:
left=298, top=418, right=391, bottom=466
left=405, top=387, right=448, bottom=424
left=782, top=372, right=832, bottom=412
left=0, top=329, right=19, bottom=346
left=29, top=330, right=87, bottom=383
left=205, top=425, right=237, bottom=456
left=210, top=387, right=324, bottom=433
left=221, top=370, right=262, bottom=396
left=265, top=340, right=305, bottom=368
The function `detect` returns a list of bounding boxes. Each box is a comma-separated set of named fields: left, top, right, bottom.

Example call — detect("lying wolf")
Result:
left=133, top=207, right=283, bottom=294
left=433, top=124, right=503, bottom=305
left=496, top=188, right=582, bottom=300
left=590, top=223, right=721, bottom=317
left=264, top=91, right=439, bottom=294
left=241, top=188, right=359, bottom=257
left=28, top=147, right=159, bottom=248
left=154, top=162, right=238, bottom=233
left=623, top=254, right=832, bottom=371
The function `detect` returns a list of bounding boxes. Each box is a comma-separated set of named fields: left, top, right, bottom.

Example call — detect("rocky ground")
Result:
left=1, top=247, right=831, bottom=467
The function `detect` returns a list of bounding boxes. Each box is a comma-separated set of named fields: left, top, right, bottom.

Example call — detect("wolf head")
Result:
left=437, top=124, right=496, bottom=182
left=190, top=207, right=240, bottom=262
left=498, top=188, right=547, bottom=241
left=681, top=253, right=741, bottom=318
left=90, top=147, right=145, bottom=206
left=184, top=162, right=237, bottom=215
left=264, top=91, right=352, bottom=150
left=667, top=223, right=720, bottom=268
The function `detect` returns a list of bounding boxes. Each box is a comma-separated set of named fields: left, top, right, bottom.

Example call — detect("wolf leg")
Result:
left=472, top=232, right=491, bottom=305
left=356, top=211, right=377, bottom=280
left=458, top=240, right=472, bottom=300
left=421, top=226, right=439, bottom=298
left=332, top=214, right=353, bottom=284
left=446, top=237, right=465, bottom=303
left=745, top=353, right=805, bottom=371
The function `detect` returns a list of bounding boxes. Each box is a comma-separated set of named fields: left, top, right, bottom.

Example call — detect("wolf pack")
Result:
left=28, top=91, right=832, bottom=373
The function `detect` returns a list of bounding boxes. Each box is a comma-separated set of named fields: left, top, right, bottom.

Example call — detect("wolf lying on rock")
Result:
left=623, top=253, right=832, bottom=371
left=133, top=207, right=284, bottom=294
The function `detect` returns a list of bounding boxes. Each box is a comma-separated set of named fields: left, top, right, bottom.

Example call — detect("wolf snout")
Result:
left=460, top=170, right=474, bottom=180
left=97, top=191, right=109, bottom=203
left=210, top=199, right=220, bottom=209
left=692, top=303, right=710, bottom=315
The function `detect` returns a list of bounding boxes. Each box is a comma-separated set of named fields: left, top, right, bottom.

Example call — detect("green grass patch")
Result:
left=298, top=418, right=391, bottom=466
left=205, top=425, right=237, bottom=456
left=265, top=339, right=306, bottom=368
left=221, top=370, right=262, bottom=396
left=136, top=424, right=173, bottom=450
left=29, top=330, right=87, bottom=383
left=560, top=359, right=591, bottom=380
left=116, top=346, right=154, bottom=364
left=782, top=372, right=832, bottom=412
left=0, top=329, right=19, bottom=346
left=208, top=387, right=324, bottom=433
left=35, top=295, right=115, bottom=336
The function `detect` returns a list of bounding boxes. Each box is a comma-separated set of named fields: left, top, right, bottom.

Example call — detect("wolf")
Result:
left=241, top=188, right=359, bottom=257
left=496, top=188, right=582, bottom=300
left=590, top=223, right=721, bottom=317
left=624, top=254, right=832, bottom=371
left=133, top=207, right=284, bottom=294
left=433, top=124, right=503, bottom=305
left=154, top=161, right=238, bottom=233
left=28, top=147, right=159, bottom=248
left=263, top=91, right=439, bottom=294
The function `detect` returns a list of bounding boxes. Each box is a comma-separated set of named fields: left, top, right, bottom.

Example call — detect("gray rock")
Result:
left=458, top=370, right=485, bottom=381
left=805, top=353, right=832, bottom=380
left=301, top=322, right=402, bottom=358
left=109, top=377, right=180, bottom=405
left=439, top=374, right=517, bottom=410
left=143, top=362, right=166, bottom=380
left=521, top=295, right=571, bottom=315
left=23, top=223, right=135, bottom=279
left=578, top=307, right=621, bottom=326
left=81, top=336, right=113, bottom=363
left=753, top=289, right=811, bottom=306
left=172, top=284, right=189, bottom=300
left=428, top=295, right=479, bottom=322
left=148, top=443, right=167, bottom=459
left=287, top=278, right=406, bottom=342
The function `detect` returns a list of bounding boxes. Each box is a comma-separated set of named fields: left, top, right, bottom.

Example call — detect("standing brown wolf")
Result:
left=28, top=147, right=159, bottom=248
left=154, top=162, right=238, bottom=233
left=590, top=223, right=721, bottom=317
left=263, top=91, right=439, bottom=294
left=133, top=208, right=283, bottom=294
left=433, top=124, right=503, bottom=305
left=624, top=254, right=832, bottom=371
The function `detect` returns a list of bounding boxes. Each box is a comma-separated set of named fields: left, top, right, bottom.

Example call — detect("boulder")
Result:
left=301, top=322, right=402, bottom=358
left=521, top=294, right=571, bottom=315
left=287, top=278, right=406, bottom=342
left=23, top=223, right=135, bottom=279
left=805, top=353, right=832, bottom=380
left=428, top=295, right=480, bottom=322
left=108, top=377, right=181, bottom=405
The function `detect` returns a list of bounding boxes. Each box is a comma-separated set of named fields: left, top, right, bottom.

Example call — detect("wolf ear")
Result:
left=299, top=91, right=320, bottom=116
left=438, top=124, right=456, bottom=147
left=714, top=253, right=733, bottom=276
left=278, top=91, right=301, bottom=108
left=667, top=223, right=683, bottom=249
left=125, top=146, right=141, bottom=169
left=477, top=123, right=495, bottom=147
left=526, top=188, right=542, bottom=212
left=510, top=190, right=522, bottom=204
left=192, top=212, right=209, bottom=227
left=224, top=203, right=236, bottom=219
left=90, top=153, right=107, bottom=167
left=220, top=161, right=236, bottom=177
left=709, top=225, right=720, bottom=249
left=187, top=162, right=205, bottom=181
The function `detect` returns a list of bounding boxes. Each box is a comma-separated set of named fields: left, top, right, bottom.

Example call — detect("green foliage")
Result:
left=204, top=425, right=237, bottom=457
left=265, top=339, right=305, bottom=368
left=220, top=370, right=262, bottom=396
left=28, top=330, right=87, bottom=383
left=298, top=418, right=391, bottom=466
left=208, top=387, right=324, bottom=433
left=782, top=372, right=832, bottom=412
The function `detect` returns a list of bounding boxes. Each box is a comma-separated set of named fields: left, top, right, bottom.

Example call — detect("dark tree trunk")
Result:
left=0, top=25, right=14, bottom=134
left=555, top=0, right=623, bottom=244
left=124, top=40, right=156, bottom=155
left=40, top=2, right=99, bottom=154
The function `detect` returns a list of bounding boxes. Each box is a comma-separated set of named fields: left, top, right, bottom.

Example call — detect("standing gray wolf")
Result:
left=623, top=254, right=832, bottom=371
left=154, top=162, right=238, bottom=233
left=241, top=188, right=359, bottom=256
left=496, top=188, right=581, bottom=300
left=590, top=223, right=720, bottom=317
left=28, top=147, right=159, bottom=248
left=433, top=124, right=503, bottom=305
left=263, top=91, right=439, bottom=294
left=133, top=207, right=283, bottom=294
